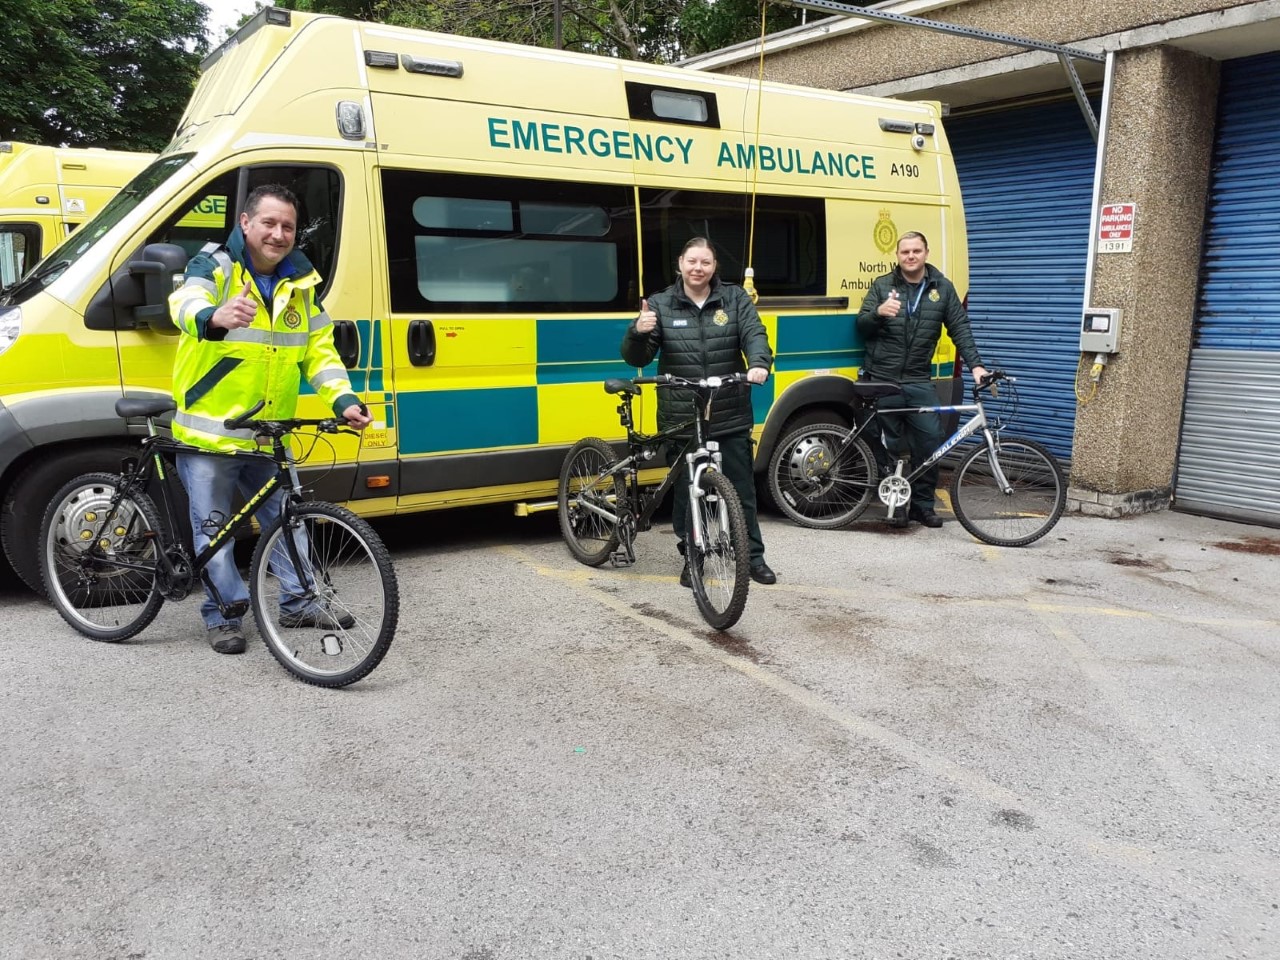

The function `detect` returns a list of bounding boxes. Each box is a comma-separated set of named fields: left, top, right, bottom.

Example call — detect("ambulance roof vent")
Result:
left=878, top=118, right=914, bottom=134
left=364, top=50, right=399, bottom=69
left=401, top=55, right=463, bottom=79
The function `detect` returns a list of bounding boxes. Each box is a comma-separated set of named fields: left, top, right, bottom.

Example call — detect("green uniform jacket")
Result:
left=620, top=277, right=773, bottom=438
left=168, top=228, right=358, bottom=453
left=856, top=264, right=983, bottom=383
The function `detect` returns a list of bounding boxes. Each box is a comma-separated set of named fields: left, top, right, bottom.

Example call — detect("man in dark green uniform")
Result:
left=857, top=231, right=988, bottom=528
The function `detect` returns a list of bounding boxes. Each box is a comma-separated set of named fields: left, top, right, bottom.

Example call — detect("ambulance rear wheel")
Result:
left=2, top=445, right=139, bottom=595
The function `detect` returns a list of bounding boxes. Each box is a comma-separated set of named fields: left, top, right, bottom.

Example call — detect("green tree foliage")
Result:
left=286, top=0, right=832, bottom=62
left=0, top=0, right=209, bottom=150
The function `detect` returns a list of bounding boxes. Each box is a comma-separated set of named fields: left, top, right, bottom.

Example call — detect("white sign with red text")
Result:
left=1098, top=202, right=1136, bottom=253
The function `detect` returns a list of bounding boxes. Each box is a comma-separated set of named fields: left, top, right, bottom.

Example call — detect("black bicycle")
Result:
left=558, top=373, right=754, bottom=630
left=39, top=396, right=399, bottom=687
left=767, top=371, right=1067, bottom=546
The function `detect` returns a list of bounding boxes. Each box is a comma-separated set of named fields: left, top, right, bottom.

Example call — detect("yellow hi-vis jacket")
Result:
left=168, top=228, right=358, bottom=453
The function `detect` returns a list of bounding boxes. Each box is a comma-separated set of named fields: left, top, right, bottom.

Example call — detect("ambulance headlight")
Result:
left=0, top=305, right=20, bottom=356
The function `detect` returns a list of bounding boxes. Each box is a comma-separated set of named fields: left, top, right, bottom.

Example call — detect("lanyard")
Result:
left=904, top=279, right=927, bottom=318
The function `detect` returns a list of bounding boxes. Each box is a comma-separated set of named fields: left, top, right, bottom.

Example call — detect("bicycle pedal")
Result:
left=222, top=599, right=250, bottom=620
left=608, top=550, right=635, bottom=568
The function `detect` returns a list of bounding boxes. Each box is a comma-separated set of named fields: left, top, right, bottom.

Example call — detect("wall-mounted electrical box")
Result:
left=1081, top=307, right=1122, bottom=353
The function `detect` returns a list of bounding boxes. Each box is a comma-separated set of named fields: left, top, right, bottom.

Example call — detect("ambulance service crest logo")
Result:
left=283, top=308, right=303, bottom=330
left=874, top=209, right=897, bottom=255
left=713, top=309, right=729, bottom=326
left=929, top=289, right=940, bottom=302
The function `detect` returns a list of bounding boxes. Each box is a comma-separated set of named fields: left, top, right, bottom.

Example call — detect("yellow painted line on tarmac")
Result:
left=494, top=543, right=1199, bottom=879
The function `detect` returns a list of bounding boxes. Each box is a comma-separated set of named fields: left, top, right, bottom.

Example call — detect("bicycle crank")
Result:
left=878, top=474, right=912, bottom=509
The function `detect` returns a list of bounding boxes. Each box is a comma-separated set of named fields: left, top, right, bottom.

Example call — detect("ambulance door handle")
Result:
left=408, top=319, right=436, bottom=367
left=333, top=320, right=359, bottom=369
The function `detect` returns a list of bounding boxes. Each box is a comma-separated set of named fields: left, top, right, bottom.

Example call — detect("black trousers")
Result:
left=667, top=432, right=765, bottom=566
left=876, top=381, right=943, bottom=512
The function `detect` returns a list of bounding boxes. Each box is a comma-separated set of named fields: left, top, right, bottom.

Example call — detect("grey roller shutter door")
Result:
left=1175, top=52, right=1280, bottom=527
left=948, top=100, right=1096, bottom=462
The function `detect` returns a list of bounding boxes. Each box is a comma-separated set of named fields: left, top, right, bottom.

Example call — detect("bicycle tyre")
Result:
left=40, top=472, right=164, bottom=642
left=688, top=469, right=751, bottom=630
left=251, top=501, right=399, bottom=688
left=558, top=437, right=622, bottom=567
left=950, top=437, right=1066, bottom=547
left=768, top=423, right=877, bottom=530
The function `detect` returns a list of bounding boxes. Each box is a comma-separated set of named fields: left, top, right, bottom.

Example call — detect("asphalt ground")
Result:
left=1, top=501, right=1276, bottom=959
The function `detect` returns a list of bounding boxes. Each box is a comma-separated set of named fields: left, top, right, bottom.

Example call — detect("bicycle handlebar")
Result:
left=223, top=399, right=365, bottom=438
left=973, top=369, right=1012, bottom=400
left=631, top=372, right=753, bottom=390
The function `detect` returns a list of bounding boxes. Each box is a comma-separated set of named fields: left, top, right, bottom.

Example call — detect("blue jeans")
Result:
left=176, top=452, right=312, bottom=628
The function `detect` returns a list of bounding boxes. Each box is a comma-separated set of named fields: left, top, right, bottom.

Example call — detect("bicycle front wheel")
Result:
left=950, top=437, right=1066, bottom=546
left=688, top=470, right=750, bottom=630
left=768, top=423, right=876, bottom=529
left=558, top=437, right=622, bottom=566
left=40, top=472, right=164, bottom=642
left=251, top=502, right=399, bottom=688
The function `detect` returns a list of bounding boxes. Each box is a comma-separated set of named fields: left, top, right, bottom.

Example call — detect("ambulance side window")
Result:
left=638, top=188, right=825, bottom=296
left=382, top=170, right=638, bottom=313
left=0, top=224, right=41, bottom=288
left=146, top=166, right=341, bottom=297
left=147, top=170, right=239, bottom=259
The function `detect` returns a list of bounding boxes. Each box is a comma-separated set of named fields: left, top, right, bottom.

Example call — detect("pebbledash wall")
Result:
left=686, top=0, right=1280, bottom=526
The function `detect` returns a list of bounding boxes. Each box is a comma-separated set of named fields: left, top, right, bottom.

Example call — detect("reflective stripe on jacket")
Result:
left=169, top=228, right=357, bottom=453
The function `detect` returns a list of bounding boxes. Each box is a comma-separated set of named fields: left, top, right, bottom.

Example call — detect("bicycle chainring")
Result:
left=154, top=548, right=195, bottom=601
left=878, top=474, right=912, bottom=508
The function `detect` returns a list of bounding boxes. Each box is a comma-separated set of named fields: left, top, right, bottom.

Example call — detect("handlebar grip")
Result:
left=223, top=398, right=266, bottom=430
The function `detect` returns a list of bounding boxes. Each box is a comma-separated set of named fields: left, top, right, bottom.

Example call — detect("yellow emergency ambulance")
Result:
left=0, top=6, right=968, bottom=592
left=0, top=142, right=154, bottom=290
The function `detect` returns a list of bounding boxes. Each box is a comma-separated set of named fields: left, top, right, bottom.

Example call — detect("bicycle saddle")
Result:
left=115, top=396, right=177, bottom=419
left=603, top=379, right=641, bottom=396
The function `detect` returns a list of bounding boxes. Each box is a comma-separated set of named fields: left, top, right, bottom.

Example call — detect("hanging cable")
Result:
left=742, top=0, right=770, bottom=305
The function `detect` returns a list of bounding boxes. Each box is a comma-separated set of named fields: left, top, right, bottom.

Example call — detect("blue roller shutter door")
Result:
left=1175, top=52, right=1280, bottom=527
left=948, top=100, right=1096, bottom=461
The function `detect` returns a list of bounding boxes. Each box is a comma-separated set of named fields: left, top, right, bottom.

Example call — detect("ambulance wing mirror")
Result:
left=125, top=243, right=190, bottom=335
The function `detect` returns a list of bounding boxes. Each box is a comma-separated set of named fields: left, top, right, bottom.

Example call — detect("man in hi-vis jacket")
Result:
left=169, top=184, right=370, bottom=654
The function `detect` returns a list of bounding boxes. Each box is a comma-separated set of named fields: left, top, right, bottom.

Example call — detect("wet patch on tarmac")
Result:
left=1211, top=535, right=1280, bottom=556
left=906, top=834, right=958, bottom=868
left=993, top=808, right=1036, bottom=831
left=1108, top=553, right=1161, bottom=568
left=704, top=630, right=768, bottom=664
left=631, top=601, right=699, bottom=632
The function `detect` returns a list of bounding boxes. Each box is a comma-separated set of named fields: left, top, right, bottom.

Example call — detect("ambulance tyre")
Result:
left=2, top=445, right=145, bottom=596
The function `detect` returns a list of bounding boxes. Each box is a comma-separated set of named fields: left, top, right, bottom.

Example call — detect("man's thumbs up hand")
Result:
left=211, top=278, right=258, bottom=331
left=878, top=287, right=902, bottom=319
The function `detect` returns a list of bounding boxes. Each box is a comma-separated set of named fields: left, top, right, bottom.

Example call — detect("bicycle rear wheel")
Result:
left=251, top=502, right=399, bottom=688
left=40, top=472, right=164, bottom=642
left=950, top=437, right=1066, bottom=546
left=558, top=437, right=622, bottom=566
left=768, top=423, right=876, bottom=529
left=688, top=470, right=750, bottom=630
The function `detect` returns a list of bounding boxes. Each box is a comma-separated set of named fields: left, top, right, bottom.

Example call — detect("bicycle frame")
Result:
left=96, top=416, right=317, bottom=613
left=848, top=390, right=1017, bottom=506
left=576, top=375, right=745, bottom=565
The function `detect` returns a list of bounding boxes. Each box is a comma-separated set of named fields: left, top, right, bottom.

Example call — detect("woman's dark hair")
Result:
left=680, top=236, right=718, bottom=259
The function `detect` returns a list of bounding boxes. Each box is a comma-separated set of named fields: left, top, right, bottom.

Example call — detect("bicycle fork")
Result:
left=685, top=442, right=724, bottom=556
